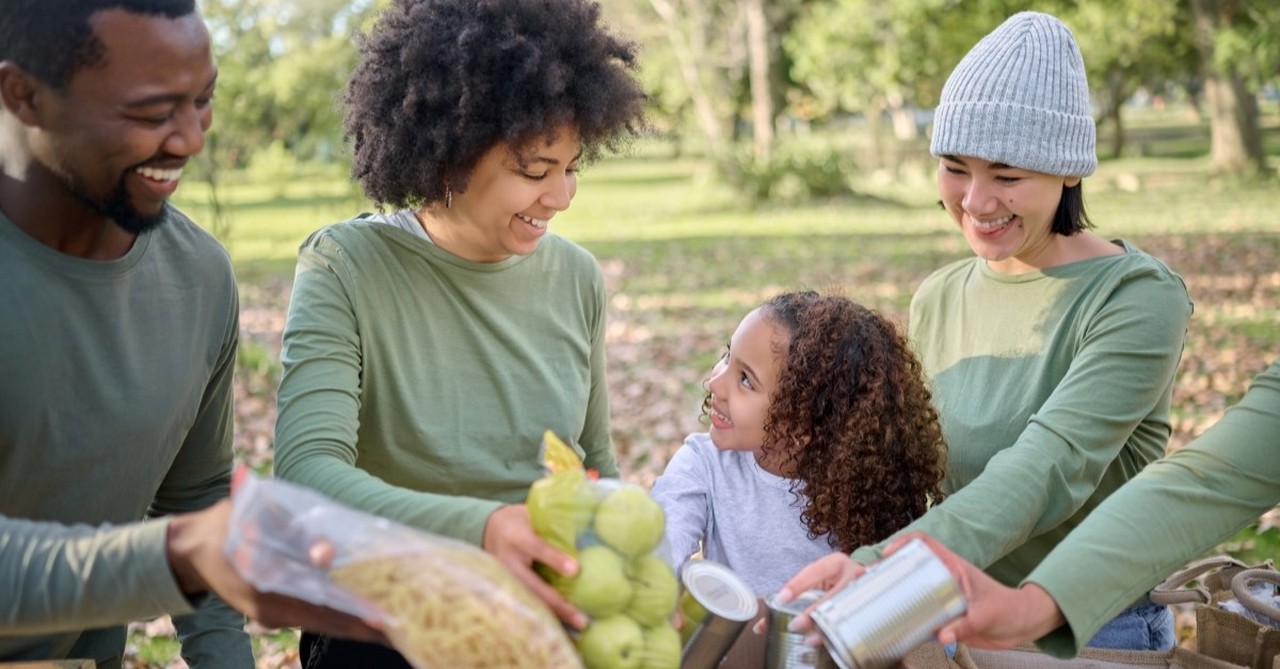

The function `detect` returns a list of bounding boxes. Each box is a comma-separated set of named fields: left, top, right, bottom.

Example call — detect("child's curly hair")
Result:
left=343, top=0, right=647, bottom=209
left=727, top=290, right=947, bottom=554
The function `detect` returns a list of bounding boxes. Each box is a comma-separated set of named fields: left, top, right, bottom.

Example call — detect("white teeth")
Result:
left=711, top=407, right=732, bottom=425
left=971, top=214, right=1014, bottom=231
left=516, top=214, right=548, bottom=230
left=136, top=166, right=182, bottom=182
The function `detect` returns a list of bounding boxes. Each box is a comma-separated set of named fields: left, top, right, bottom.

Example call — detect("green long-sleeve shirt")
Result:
left=274, top=215, right=617, bottom=546
left=0, top=206, right=250, bottom=668
left=0, top=516, right=195, bottom=632
left=852, top=241, right=1192, bottom=590
left=1029, top=358, right=1280, bottom=656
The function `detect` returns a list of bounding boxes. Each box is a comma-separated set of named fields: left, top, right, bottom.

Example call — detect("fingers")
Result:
left=309, top=540, right=336, bottom=569
left=525, top=538, right=579, bottom=580
left=510, top=558, right=588, bottom=630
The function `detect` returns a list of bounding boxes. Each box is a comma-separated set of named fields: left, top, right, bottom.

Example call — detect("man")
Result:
left=3, top=1, right=246, bottom=666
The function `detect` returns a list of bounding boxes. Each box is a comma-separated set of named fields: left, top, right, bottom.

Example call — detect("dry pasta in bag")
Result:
left=529, top=431, right=682, bottom=669
left=226, top=472, right=581, bottom=669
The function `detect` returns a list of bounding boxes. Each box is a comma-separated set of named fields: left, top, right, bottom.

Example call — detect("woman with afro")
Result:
left=271, top=0, right=645, bottom=665
left=652, top=290, right=948, bottom=596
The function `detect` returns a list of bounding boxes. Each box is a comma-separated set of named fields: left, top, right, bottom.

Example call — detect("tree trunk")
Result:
left=743, top=0, right=773, bottom=160
left=1189, top=0, right=1267, bottom=176
left=1105, top=69, right=1126, bottom=159
left=648, top=0, right=729, bottom=158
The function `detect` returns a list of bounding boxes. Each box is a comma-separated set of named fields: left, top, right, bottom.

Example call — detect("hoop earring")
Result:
left=445, top=186, right=453, bottom=209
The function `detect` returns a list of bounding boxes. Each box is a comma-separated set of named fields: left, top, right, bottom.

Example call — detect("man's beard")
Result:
left=99, top=179, right=167, bottom=234
left=64, top=173, right=168, bottom=235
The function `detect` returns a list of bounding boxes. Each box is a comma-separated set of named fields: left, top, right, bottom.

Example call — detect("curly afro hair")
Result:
left=343, top=0, right=647, bottom=210
left=705, top=291, right=948, bottom=554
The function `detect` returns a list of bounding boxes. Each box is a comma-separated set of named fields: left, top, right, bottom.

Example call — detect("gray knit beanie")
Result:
left=930, top=11, right=1096, bottom=177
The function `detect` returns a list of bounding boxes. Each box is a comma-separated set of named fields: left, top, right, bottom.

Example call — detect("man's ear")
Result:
left=0, top=61, right=44, bottom=125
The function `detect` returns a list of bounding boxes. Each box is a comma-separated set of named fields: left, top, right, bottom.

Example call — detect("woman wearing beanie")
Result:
left=778, top=11, right=1192, bottom=652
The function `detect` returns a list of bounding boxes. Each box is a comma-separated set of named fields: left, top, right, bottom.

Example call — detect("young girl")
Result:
left=650, top=290, right=948, bottom=595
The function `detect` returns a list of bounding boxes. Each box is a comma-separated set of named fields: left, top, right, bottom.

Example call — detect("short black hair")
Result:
left=344, top=0, right=647, bottom=210
left=1053, top=182, right=1093, bottom=235
left=0, top=0, right=196, bottom=91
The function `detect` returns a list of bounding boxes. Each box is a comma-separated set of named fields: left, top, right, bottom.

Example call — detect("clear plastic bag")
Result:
left=225, top=473, right=581, bottom=669
left=529, top=432, right=682, bottom=669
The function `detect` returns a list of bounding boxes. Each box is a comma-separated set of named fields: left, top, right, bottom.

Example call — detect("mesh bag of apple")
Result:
left=529, top=431, right=682, bottom=669
left=226, top=472, right=582, bottom=669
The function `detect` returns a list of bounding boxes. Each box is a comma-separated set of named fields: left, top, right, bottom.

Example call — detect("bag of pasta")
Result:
left=226, top=472, right=581, bottom=669
left=528, top=431, right=682, bottom=669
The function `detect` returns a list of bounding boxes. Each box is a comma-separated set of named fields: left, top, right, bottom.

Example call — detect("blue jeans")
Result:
left=1086, top=602, right=1176, bottom=651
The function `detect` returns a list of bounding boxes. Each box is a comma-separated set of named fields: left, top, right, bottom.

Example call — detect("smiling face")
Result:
left=25, top=8, right=216, bottom=234
left=421, top=127, right=581, bottom=263
left=705, top=307, right=790, bottom=457
left=937, top=155, right=1081, bottom=274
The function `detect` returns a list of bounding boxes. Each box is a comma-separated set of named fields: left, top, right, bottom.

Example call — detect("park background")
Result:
left=132, top=0, right=1277, bottom=665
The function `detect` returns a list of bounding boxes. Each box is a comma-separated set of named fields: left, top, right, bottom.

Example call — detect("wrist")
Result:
left=1018, top=583, right=1067, bottom=640
left=165, top=514, right=207, bottom=596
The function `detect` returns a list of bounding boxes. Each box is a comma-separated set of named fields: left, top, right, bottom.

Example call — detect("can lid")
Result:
left=681, top=560, right=758, bottom=621
left=764, top=589, right=825, bottom=616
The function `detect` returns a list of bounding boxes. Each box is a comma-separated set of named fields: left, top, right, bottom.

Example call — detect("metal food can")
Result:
left=809, top=538, right=966, bottom=669
left=679, top=560, right=759, bottom=669
left=765, top=590, right=838, bottom=669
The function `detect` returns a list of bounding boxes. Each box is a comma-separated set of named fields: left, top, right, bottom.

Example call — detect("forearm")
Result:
left=1028, top=360, right=1280, bottom=655
left=0, top=516, right=193, bottom=633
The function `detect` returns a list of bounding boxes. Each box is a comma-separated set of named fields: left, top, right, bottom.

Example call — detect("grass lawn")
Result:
left=128, top=116, right=1280, bottom=667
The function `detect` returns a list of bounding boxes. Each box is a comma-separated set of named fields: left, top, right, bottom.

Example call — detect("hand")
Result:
left=884, top=532, right=1066, bottom=648
left=482, top=504, right=588, bottom=630
left=166, top=499, right=388, bottom=644
left=773, top=552, right=867, bottom=635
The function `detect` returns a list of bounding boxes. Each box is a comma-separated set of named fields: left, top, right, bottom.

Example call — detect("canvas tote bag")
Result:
left=1149, top=556, right=1280, bottom=669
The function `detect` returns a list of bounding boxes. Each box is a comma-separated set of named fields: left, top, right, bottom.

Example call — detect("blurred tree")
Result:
left=1186, top=0, right=1274, bottom=176
left=199, top=0, right=384, bottom=169
left=1066, top=1, right=1190, bottom=159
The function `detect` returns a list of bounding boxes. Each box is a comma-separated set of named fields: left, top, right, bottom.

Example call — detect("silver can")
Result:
left=765, top=590, right=838, bottom=669
left=809, top=538, right=966, bottom=669
left=679, top=560, right=759, bottom=669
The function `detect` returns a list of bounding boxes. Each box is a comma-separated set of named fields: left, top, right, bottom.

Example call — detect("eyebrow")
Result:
left=123, top=72, right=218, bottom=109
left=527, top=148, right=585, bottom=166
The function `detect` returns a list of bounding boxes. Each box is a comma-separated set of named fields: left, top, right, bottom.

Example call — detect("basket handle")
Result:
left=1231, top=567, right=1280, bottom=624
left=1149, top=555, right=1249, bottom=606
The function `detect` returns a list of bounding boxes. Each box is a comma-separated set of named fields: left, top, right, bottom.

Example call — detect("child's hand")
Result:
left=773, top=552, right=867, bottom=635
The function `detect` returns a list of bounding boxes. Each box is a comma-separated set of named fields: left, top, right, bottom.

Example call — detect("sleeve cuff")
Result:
left=135, top=518, right=200, bottom=617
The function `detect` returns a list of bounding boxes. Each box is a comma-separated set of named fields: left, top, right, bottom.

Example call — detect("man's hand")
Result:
left=884, top=532, right=1066, bottom=648
left=165, top=499, right=387, bottom=644
left=483, top=503, right=588, bottom=630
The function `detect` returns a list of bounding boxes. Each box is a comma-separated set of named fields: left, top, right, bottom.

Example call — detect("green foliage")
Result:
left=723, top=141, right=857, bottom=204
left=237, top=340, right=282, bottom=379
left=126, top=627, right=181, bottom=665
left=245, top=141, right=303, bottom=199
left=1217, top=515, right=1280, bottom=566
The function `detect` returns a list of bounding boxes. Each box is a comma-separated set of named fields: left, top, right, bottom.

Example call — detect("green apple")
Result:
left=593, top=485, right=665, bottom=558
left=577, top=614, right=645, bottom=669
left=528, top=469, right=598, bottom=555
left=568, top=545, right=634, bottom=618
left=625, top=554, right=679, bottom=627
left=638, top=623, right=682, bottom=669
